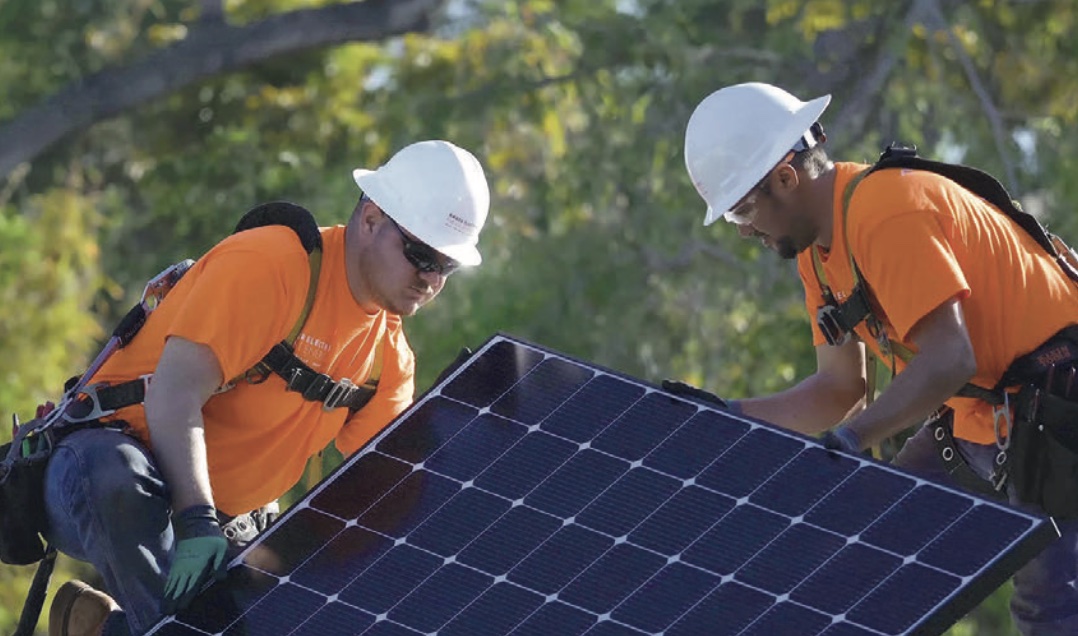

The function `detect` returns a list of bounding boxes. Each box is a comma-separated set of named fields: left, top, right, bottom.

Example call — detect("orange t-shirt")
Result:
left=798, top=162, right=1078, bottom=444
left=92, top=224, right=415, bottom=515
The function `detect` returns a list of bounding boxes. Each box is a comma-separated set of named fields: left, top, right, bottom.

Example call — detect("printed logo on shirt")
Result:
left=295, top=333, right=331, bottom=369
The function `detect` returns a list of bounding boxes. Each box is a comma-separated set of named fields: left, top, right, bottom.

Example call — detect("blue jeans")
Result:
left=43, top=427, right=173, bottom=635
left=895, top=423, right=1078, bottom=635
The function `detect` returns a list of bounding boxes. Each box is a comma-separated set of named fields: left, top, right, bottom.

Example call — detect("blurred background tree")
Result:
left=3, top=0, right=1077, bottom=633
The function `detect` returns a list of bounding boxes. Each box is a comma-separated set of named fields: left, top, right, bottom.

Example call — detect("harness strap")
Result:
left=12, top=546, right=56, bottom=636
left=927, top=411, right=1007, bottom=500
left=259, top=336, right=382, bottom=413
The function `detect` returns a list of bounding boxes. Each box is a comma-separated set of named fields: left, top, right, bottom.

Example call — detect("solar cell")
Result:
left=146, top=334, right=1057, bottom=636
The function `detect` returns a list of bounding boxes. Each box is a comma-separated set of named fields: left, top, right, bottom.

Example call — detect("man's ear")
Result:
left=357, top=199, right=383, bottom=235
left=776, top=163, right=800, bottom=191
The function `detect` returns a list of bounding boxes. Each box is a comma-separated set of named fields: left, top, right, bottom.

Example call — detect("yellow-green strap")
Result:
left=284, top=248, right=322, bottom=346
left=230, top=247, right=322, bottom=386
left=811, top=167, right=873, bottom=292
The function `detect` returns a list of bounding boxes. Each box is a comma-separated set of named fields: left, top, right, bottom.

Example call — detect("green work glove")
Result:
left=161, top=504, right=228, bottom=614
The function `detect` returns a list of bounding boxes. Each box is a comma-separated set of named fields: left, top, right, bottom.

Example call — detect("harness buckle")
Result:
left=817, top=304, right=851, bottom=346
left=61, top=375, right=150, bottom=424
left=992, top=391, right=1013, bottom=451
left=323, top=378, right=357, bottom=412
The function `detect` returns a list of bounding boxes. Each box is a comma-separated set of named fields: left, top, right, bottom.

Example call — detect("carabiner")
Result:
left=992, top=391, right=1013, bottom=451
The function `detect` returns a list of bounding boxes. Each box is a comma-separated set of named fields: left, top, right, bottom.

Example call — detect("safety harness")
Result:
left=62, top=201, right=383, bottom=427
left=812, top=143, right=1078, bottom=498
left=5, top=201, right=384, bottom=636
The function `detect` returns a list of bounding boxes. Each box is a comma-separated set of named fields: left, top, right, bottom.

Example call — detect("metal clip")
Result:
left=141, top=259, right=195, bottom=311
left=817, top=305, right=851, bottom=346
left=323, top=378, right=357, bottom=412
left=992, top=392, right=1013, bottom=451
left=61, top=383, right=118, bottom=424
left=990, top=461, right=1009, bottom=492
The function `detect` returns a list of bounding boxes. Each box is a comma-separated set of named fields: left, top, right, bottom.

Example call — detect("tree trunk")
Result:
left=0, top=0, right=444, bottom=178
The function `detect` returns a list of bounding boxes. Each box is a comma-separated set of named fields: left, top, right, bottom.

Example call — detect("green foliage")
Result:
left=0, top=191, right=106, bottom=415
left=4, top=0, right=1078, bottom=633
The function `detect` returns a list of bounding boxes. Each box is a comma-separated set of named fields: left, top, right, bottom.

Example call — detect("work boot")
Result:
left=49, top=580, right=119, bottom=636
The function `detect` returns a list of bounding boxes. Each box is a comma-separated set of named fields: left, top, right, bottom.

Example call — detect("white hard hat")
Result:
left=684, top=82, right=831, bottom=226
left=353, top=140, right=490, bottom=266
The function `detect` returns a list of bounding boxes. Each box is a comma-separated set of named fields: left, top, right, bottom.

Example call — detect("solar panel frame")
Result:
left=145, top=333, right=1058, bottom=636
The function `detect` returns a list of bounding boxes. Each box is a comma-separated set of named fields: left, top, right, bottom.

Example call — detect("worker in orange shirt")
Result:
left=674, top=82, right=1078, bottom=634
left=42, top=140, right=490, bottom=636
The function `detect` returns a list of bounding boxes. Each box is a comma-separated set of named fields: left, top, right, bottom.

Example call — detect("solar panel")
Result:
left=145, top=334, right=1056, bottom=636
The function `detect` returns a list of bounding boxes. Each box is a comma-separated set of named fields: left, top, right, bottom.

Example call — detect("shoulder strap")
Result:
left=230, top=201, right=324, bottom=382
left=872, top=144, right=1078, bottom=283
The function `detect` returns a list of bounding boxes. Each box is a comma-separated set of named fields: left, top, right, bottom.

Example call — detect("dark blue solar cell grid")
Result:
left=804, top=465, right=916, bottom=535
left=740, top=602, right=833, bottom=636
left=524, top=448, right=628, bottom=518
left=792, top=543, right=903, bottom=614
left=146, top=335, right=1056, bottom=636
left=643, top=409, right=750, bottom=478
left=540, top=374, right=646, bottom=442
left=861, top=485, right=973, bottom=556
left=508, top=524, right=613, bottom=594
left=629, top=485, right=736, bottom=555
left=423, top=411, right=526, bottom=481
left=592, top=391, right=699, bottom=461
left=610, top=561, right=719, bottom=632
left=439, top=582, right=544, bottom=636
left=456, top=505, right=561, bottom=575
left=490, top=356, right=595, bottom=425
left=511, top=600, right=596, bottom=636
left=474, top=431, right=577, bottom=499
left=576, top=467, right=682, bottom=537
left=559, top=542, right=667, bottom=613
left=697, top=427, right=806, bottom=497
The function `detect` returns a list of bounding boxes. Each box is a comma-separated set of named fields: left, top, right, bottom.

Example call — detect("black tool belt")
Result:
left=1008, top=375, right=1078, bottom=519
left=931, top=326, right=1078, bottom=518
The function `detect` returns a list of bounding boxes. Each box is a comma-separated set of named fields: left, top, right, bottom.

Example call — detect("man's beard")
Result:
left=775, top=236, right=800, bottom=259
left=775, top=214, right=819, bottom=259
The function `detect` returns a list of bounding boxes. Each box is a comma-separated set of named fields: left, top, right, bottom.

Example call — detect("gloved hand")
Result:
left=161, top=504, right=228, bottom=614
left=661, top=380, right=739, bottom=412
left=820, top=426, right=862, bottom=455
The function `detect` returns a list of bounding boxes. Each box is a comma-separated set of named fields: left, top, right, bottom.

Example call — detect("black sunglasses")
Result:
left=387, top=217, right=460, bottom=276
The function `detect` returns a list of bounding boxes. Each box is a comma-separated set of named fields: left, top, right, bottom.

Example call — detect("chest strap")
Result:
left=70, top=341, right=382, bottom=419
left=256, top=337, right=383, bottom=412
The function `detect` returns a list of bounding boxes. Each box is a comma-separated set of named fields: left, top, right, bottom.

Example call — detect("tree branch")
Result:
left=829, top=0, right=936, bottom=150
left=922, top=0, right=1020, bottom=192
left=0, top=0, right=444, bottom=178
left=200, top=0, right=225, bottom=23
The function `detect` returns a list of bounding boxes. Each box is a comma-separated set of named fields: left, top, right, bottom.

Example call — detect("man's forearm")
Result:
left=740, top=371, right=865, bottom=435
left=145, top=395, right=216, bottom=512
left=842, top=348, right=974, bottom=448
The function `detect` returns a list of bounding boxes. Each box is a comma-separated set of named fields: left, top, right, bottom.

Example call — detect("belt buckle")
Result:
left=817, top=305, right=851, bottom=346
left=323, top=378, right=357, bottom=411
